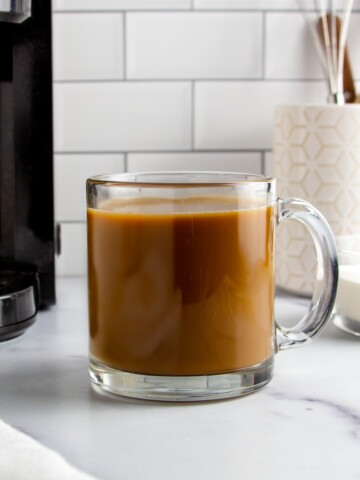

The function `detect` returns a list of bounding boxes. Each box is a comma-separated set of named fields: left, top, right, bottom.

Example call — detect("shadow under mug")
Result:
left=86, top=172, right=338, bottom=401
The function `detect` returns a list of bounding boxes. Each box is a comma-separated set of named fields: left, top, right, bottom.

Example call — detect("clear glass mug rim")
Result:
left=86, top=171, right=274, bottom=188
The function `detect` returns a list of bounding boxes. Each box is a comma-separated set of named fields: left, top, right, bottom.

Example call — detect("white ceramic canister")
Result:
left=273, top=104, right=360, bottom=296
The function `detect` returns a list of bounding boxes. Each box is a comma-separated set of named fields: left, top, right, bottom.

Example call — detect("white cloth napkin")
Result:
left=0, top=420, right=97, bottom=480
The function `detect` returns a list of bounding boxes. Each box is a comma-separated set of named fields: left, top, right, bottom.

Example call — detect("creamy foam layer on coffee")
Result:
left=97, top=195, right=271, bottom=215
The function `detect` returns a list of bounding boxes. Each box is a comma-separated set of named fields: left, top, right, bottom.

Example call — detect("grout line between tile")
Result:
left=58, top=220, right=86, bottom=225
left=55, top=149, right=265, bottom=155
left=123, top=13, right=127, bottom=79
left=52, top=9, right=193, bottom=14
left=262, top=11, right=266, bottom=80
left=261, top=151, right=265, bottom=174
left=191, top=81, right=195, bottom=151
left=52, top=9, right=311, bottom=14
left=54, top=78, right=326, bottom=84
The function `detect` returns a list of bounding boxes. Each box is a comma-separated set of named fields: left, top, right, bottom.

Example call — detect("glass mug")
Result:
left=86, top=172, right=338, bottom=401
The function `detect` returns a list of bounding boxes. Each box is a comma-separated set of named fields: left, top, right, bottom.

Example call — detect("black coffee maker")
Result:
left=0, top=0, right=56, bottom=341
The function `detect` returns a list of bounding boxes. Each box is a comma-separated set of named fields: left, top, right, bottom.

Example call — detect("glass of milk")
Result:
left=333, top=235, right=360, bottom=336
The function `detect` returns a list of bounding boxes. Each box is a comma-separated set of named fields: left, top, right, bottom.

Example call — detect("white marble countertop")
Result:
left=0, top=277, right=359, bottom=480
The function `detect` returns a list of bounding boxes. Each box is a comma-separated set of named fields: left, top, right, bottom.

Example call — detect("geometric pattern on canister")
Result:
left=273, top=105, right=360, bottom=295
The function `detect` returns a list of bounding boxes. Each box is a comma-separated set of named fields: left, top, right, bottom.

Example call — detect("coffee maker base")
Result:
left=0, top=269, right=39, bottom=342
left=0, top=316, right=37, bottom=342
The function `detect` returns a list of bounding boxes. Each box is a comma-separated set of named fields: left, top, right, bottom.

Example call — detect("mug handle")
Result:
left=275, top=197, right=339, bottom=351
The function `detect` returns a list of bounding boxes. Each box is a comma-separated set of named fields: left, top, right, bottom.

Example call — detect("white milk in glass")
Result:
left=336, top=266, right=360, bottom=322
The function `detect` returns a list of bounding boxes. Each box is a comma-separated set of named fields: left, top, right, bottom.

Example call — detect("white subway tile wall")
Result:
left=53, top=1, right=360, bottom=275
left=127, top=152, right=262, bottom=172
left=126, top=12, right=263, bottom=79
left=265, top=13, right=323, bottom=79
left=53, top=13, right=124, bottom=81
left=54, top=82, right=192, bottom=151
left=55, top=223, right=88, bottom=277
left=55, top=154, right=125, bottom=222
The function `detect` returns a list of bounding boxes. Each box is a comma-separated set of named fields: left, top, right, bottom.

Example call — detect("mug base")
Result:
left=89, top=356, right=274, bottom=402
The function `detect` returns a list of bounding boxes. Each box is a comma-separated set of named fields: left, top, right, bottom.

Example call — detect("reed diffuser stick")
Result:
left=297, top=0, right=354, bottom=104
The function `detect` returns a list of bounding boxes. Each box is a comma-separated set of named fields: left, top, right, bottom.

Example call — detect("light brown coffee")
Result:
left=87, top=196, right=275, bottom=376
